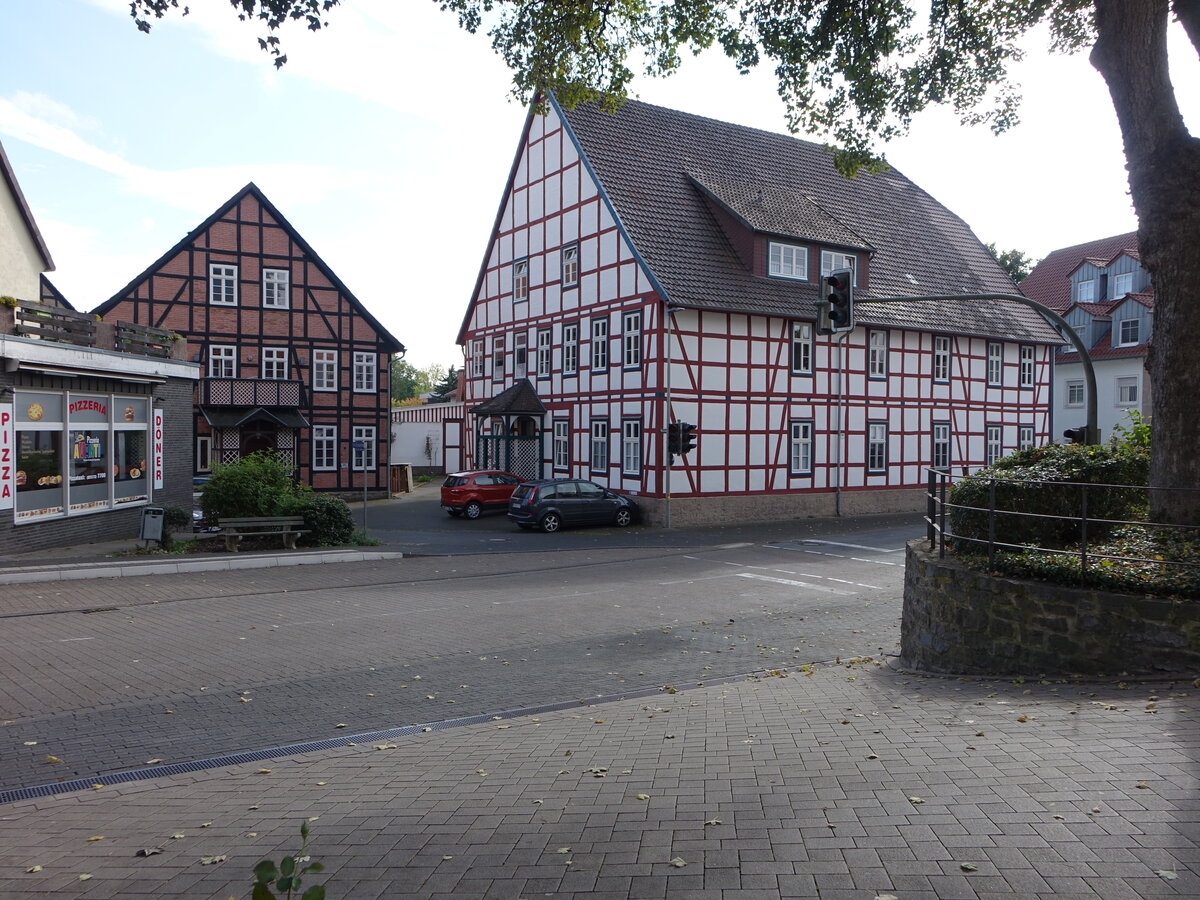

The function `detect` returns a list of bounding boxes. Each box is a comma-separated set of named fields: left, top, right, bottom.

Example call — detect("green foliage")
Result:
left=294, top=493, right=355, bottom=546
left=0, top=295, right=18, bottom=309
left=976, top=524, right=1200, bottom=599
left=158, top=506, right=192, bottom=550
left=949, top=440, right=1150, bottom=550
left=986, top=243, right=1035, bottom=284
left=427, top=365, right=459, bottom=403
left=200, top=451, right=310, bottom=521
left=1110, top=410, right=1151, bottom=449
left=251, top=821, right=326, bottom=900
left=348, top=528, right=382, bottom=546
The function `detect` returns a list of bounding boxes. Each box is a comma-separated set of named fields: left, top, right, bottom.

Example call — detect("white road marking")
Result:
left=800, top=540, right=904, bottom=553
left=769, top=547, right=900, bottom=567
left=57, top=637, right=95, bottom=642
left=735, top=573, right=856, bottom=595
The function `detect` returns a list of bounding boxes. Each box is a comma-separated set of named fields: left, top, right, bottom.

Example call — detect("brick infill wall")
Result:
left=901, top=539, right=1200, bottom=678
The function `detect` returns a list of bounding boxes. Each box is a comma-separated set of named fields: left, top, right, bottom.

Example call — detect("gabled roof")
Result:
left=554, top=97, right=1059, bottom=343
left=1069, top=298, right=1122, bottom=318
left=0, top=139, right=55, bottom=273
left=470, top=380, right=546, bottom=416
left=39, top=274, right=74, bottom=311
left=688, top=172, right=870, bottom=250
left=1021, top=231, right=1139, bottom=311
left=94, top=183, right=404, bottom=355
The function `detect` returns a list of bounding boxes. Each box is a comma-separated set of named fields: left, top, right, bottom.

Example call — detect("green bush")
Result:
left=948, top=441, right=1149, bottom=550
left=159, top=506, right=191, bottom=549
left=200, top=451, right=310, bottom=522
left=295, top=493, right=355, bottom=546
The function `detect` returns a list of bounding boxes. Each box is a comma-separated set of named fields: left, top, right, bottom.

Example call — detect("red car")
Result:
left=441, top=470, right=524, bottom=519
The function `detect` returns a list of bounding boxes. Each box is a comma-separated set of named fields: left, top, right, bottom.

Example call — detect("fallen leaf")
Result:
left=136, top=847, right=163, bottom=857
left=636, top=793, right=650, bottom=801
left=45, top=755, right=62, bottom=764
left=670, top=857, right=687, bottom=868
left=22, top=741, right=36, bottom=746
left=25, top=866, right=42, bottom=873
left=199, top=855, right=227, bottom=865
left=86, top=836, right=103, bottom=842
left=533, top=799, right=544, bottom=804
left=442, top=855, right=453, bottom=861
left=307, top=816, right=319, bottom=822
left=960, top=862, right=977, bottom=872
left=908, top=796, right=925, bottom=804
left=1135, top=782, right=1150, bottom=789
left=1156, top=870, right=1178, bottom=880
left=1016, top=715, right=1028, bottom=722
left=171, top=833, right=186, bottom=840
left=256, top=768, right=272, bottom=774
left=476, top=769, right=489, bottom=776
left=145, top=758, right=162, bottom=764
left=875, top=894, right=899, bottom=900
left=200, top=822, right=212, bottom=828
left=245, top=832, right=257, bottom=838
left=92, top=784, right=104, bottom=791
left=422, top=727, right=432, bottom=733
left=238, top=697, right=252, bottom=703
left=556, top=847, right=571, bottom=854
left=704, top=818, right=722, bottom=826
left=79, top=874, right=93, bottom=881
left=335, top=723, right=347, bottom=729
left=867, top=753, right=879, bottom=760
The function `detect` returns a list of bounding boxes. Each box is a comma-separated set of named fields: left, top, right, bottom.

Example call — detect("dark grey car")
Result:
left=507, top=479, right=639, bottom=532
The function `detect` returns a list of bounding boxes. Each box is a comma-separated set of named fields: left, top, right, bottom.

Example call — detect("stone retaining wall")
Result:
left=901, top=539, right=1200, bottom=677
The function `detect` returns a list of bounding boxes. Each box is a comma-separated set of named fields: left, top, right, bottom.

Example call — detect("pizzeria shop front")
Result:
left=1, top=339, right=197, bottom=555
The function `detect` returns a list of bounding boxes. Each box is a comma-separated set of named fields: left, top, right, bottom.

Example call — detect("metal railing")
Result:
left=925, top=467, right=1200, bottom=577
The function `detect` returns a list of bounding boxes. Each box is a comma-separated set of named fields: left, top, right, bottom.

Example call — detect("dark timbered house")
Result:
left=95, top=184, right=403, bottom=495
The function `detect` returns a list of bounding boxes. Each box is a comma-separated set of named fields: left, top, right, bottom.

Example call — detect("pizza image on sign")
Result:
left=26, top=403, right=44, bottom=421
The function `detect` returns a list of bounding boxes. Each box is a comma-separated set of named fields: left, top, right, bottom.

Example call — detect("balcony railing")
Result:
left=201, top=378, right=305, bottom=407
left=1, top=298, right=184, bottom=360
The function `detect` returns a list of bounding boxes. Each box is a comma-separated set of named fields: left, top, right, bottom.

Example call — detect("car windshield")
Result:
left=511, top=484, right=534, bottom=500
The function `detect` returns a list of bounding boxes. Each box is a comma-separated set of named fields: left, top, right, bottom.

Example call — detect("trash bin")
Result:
left=140, top=507, right=165, bottom=542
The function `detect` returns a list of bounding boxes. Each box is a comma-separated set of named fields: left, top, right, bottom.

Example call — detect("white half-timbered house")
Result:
left=457, top=97, right=1061, bottom=525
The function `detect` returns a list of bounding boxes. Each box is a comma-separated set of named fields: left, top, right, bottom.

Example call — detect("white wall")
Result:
left=1053, top=356, right=1148, bottom=442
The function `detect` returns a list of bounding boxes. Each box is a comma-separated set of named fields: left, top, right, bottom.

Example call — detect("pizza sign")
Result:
left=0, top=404, right=12, bottom=510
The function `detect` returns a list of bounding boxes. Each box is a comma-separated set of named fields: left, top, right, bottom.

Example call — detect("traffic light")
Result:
left=817, top=268, right=854, bottom=335
left=667, top=422, right=682, bottom=455
left=679, top=422, right=697, bottom=455
left=1063, top=426, right=1087, bottom=444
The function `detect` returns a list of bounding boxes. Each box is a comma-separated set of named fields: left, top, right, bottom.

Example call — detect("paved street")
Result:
left=1, top=511, right=1197, bottom=899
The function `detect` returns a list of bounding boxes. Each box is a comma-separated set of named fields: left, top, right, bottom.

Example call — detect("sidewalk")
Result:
left=1, top=660, right=1195, bottom=899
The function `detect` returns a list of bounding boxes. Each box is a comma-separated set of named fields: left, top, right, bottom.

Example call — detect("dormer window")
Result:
left=1113, top=271, right=1133, bottom=298
left=821, top=250, right=858, bottom=284
left=768, top=242, right=808, bottom=280
left=1118, top=318, right=1140, bottom=346
left=1076, top=279, right=1095, bottom=304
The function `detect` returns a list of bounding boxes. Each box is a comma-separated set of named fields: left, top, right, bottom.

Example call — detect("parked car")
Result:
left=441, top=470, right=524, bottom=519
left=507, top=479, right=639, bottom=532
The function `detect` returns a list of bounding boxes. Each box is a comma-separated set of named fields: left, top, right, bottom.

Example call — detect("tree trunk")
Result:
left=1091, top=0, right=1200, bottom=524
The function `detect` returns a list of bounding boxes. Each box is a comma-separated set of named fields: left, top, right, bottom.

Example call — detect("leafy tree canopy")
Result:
left=986, top=243, right=1035, bottom=284
left=428, top=365, right=460, bottom=403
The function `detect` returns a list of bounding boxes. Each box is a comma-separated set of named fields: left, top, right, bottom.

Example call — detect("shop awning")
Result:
left=198, top=406, right=310, bottom=429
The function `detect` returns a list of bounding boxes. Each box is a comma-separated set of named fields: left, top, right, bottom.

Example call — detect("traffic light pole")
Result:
left=864, top=293, right=1099, bottom=444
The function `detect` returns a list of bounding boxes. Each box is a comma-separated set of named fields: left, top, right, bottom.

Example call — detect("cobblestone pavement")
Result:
left=0, top=662, right=1196, bottom=899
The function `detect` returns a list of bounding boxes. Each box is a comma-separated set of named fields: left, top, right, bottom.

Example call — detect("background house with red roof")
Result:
left=456, top=96, right=1062, bottom=525
left=1020, top=232, right=1152, bottom=441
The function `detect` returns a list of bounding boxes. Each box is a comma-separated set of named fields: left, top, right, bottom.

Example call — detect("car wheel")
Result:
left=464, top=500, right=483, bottom=520
left=540, top=512, right=562, bottom=533
left=614, top=507, right=633, bottom=527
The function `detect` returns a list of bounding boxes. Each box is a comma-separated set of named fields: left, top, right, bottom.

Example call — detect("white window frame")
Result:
left=1117, top=376, right=1140, bottom=406
left=553, top=419, right=570, bottom=470
left=563, top=323, right=579, bottom=375
left=262, top=268, right=290, bottom=309
left=537, top=328, right=552, bottom=378
left=1019, top=345, right=1035, bottom=388
left=821, top=250, right=858, bottom=283
left=513, top=259, right=529, bottom=302
left=1018, top=425, right=1035, bottom=451
left=513, top=332, right=528, bottom=379
left=867, top=422, right=887, bottom=473
left=622, top=311, right=642, bottom=369
left=196, top=435, right=212, bottom=473
left=986, top=342, right=1004, bottom=386
left=1118, top=318, right=1140, bottom=346
left=932, top=335, right=951, bottom=383
left=591, top=317, right=609, bottom=370
left=262, top=348, right=288, bottom=381
left=208, top=344, right=237, bottom=379
left=312, top=425, right=337, bottom=471
left=209, top=264, right=238, bottom=306
left=789, top=419, right=813, bottom=475
left=868, top=330, right=888, bottom=379
left=353, top=352, right=377, bottom=393
left=621, top=419, right=642, bottom=476
left=471, top=339, right=485, bottom=378
left=932, top=422, right=950, bottom=471
left=351, top=426, right=376, bottom=471
left=791, top=322, right=813, bottom=375
left=1066, top=381, right=1085, bottom=407
left=768, top=242, right=808, bottom=280
left=1076, top=279, right=1095, bottom=304
left=1113, top=271, right=1133, bottom=298
left=986, top=424, right=1003, bottom=466
left=590, top=420, right=609, bottom=473
left=492, top=336, right=505, bottom=382
left=313, top=349, right=337, bottom=392
left=562, top=245, right=579, bottom=286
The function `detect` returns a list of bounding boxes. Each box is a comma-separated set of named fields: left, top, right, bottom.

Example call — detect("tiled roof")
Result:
left=559, top=98, right=1060, bottom=343
left=1070, top=299, right=1121, bottom=318
left=688, top=173, right=869, bottom=249
left=470, top=380, right=547, bottom=415
left=1056, top=331, right=1148, bottom=364
left=1020, top=231, right=1139, bottom=311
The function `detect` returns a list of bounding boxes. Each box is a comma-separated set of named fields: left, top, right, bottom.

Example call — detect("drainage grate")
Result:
left=0, top=670, right=768, bottom=805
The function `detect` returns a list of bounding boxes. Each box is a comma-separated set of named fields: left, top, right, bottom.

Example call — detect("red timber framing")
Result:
left=455, top=95, right=1060, bottom=524
left=95, top=184, right=403, bottom=494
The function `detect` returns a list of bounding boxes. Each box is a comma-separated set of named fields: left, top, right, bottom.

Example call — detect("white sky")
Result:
left=3, top=0, right=1197, bottom=368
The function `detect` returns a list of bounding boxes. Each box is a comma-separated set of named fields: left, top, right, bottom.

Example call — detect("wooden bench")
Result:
left=217, top=516, right=309, bottom=552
